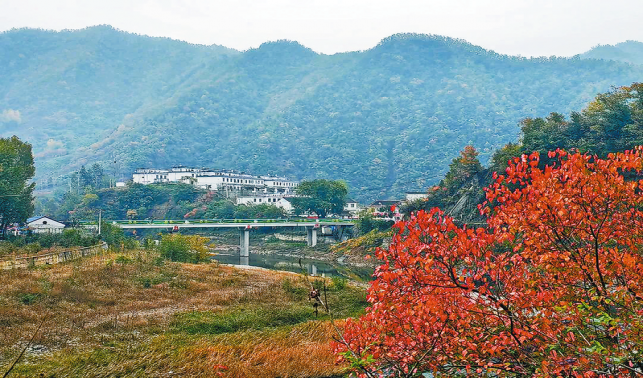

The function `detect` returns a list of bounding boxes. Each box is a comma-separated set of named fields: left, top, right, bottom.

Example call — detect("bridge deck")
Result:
left=81, top=219, right=355, bottom=229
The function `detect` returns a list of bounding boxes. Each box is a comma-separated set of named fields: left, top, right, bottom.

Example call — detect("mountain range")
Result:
left=2, top=26, right=643, bottom=201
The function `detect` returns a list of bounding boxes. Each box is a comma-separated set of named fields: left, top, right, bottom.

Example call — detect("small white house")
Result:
left=343, top=199, right=361, bottom=214
left=26, top=216, right=66, bottom=234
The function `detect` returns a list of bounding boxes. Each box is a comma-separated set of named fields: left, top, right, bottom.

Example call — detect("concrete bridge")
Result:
left=80, top=219, right=355, bottom=258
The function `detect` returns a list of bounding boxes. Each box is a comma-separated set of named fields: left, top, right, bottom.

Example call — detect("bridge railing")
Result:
left=77, top=218, right=353, bottom=226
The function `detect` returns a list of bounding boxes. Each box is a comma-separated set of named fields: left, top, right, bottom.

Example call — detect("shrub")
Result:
left=24, top=242, right=42, bottom=254
left=331, top=276, right=347, bottom=291
left=17, top=292, right=41, bottom=305
left=115, top=255, right=132, bottom=264
left=157, top=234, right=210, bottom=263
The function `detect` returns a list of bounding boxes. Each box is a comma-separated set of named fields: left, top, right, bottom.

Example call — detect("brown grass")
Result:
left=0, top=250, right=363, bottom=377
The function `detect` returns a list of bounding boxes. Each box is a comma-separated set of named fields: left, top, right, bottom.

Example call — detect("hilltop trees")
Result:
left=0, top=136, right=35, bottom=237
left=336, top=147, right=643, bottom=376
left=494, top=83, right=643, bottom=168
left=291, top=179, right=348, bottom=218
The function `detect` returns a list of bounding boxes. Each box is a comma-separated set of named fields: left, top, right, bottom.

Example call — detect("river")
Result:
left=212, top=251, right=374, bottom=281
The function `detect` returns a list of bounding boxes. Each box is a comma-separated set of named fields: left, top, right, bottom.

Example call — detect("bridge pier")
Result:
left=240, top=228, right=250, bottom=257
left=306, top=227, right=318, bottom=247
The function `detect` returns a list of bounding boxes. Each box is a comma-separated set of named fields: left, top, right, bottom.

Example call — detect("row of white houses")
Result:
left=133, top=167, right=299, bottom=194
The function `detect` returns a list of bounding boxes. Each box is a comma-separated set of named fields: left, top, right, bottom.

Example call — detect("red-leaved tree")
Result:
left=335, top=148, right=643, bottom=377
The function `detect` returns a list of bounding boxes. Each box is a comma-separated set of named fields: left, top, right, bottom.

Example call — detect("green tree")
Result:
left=90, top=163, right=104, bottom=188
left=0, top=136, right=35, bottom=237
left=291, top=179, right=348, bottom=218
left=441, top=145, right=483, bottom=191
left=79, top=165, right=92, bottom=189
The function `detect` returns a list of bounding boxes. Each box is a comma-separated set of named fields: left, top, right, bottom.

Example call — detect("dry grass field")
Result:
left=0, top=250, right=367, bottom=377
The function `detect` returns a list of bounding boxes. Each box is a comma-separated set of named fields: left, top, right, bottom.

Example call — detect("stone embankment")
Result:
left=0, top=242, right=108, bottom=269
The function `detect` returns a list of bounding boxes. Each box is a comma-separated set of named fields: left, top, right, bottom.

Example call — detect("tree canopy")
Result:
left=336, top=147, right=643, bottom=376
left=291, top=179, right=348, bottom=218
left=493, top=83, right=643, bottom=170
left=0, top=136, right=35, bottom=235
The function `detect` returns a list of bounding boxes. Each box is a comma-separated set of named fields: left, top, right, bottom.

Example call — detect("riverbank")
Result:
left=208, top=231, right=379, bottom=270
left=0, top=250, right=368, bottom=377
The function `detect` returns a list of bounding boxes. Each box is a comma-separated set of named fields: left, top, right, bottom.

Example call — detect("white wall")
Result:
left=236, top=195, right=294, bottom=213
left=28, top=218, right=65, bottom=234
left=133, top=172, right=168, bottom=185
left=405, top=193, right=429, bottom=202
left=344, top=202, right=361, bottom=212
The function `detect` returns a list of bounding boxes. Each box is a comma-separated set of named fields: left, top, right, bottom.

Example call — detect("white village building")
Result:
left=132, top=167, right=298, bottom=194
left=343, top=199, right=362, bottom=215
left=26, top=216, right=66, bottom=234
left=235, top=194, right=295, bottom=213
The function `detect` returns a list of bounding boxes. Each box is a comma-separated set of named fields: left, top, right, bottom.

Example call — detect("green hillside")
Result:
left=2, top=27, right=642, bottom=201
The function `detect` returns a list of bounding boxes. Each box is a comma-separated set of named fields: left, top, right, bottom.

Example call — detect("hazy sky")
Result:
left=1, top=0, right=642, bottom=56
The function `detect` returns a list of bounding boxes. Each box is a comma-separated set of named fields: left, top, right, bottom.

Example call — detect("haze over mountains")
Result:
left=581, top=41, right=643, bottom=65
left=2, top=26, right=643, bottom=201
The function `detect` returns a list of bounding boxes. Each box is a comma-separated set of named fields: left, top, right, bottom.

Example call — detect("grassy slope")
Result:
left=0, top=251, right=366, bottom=377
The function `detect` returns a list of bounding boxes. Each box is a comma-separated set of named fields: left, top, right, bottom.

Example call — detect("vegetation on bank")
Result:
left=157, top=233, right=210, bottom=263
left=0, top=249, right=367, bottom=377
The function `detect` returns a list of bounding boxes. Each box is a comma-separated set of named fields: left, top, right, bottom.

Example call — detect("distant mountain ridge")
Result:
left=1, top=26, right=643, bottom=201
left=581, top=40, right=643, bottom=65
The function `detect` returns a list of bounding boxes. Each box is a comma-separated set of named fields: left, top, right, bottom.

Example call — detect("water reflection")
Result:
left=213, top=252, right=373, bottom=281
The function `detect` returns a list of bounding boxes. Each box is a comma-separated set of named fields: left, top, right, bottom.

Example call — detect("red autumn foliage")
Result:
left=335, top=148, right=643, bottom=377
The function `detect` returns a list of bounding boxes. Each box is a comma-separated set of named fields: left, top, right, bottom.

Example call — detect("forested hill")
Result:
left=2, top=26, right=643, bottom=201
left=581, top=41, right=643, bottom=65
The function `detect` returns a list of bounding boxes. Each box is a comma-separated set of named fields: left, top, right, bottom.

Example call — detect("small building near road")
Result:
left=26, top=216, right=66, bottom=234
left=368, top=200, right=403, bottom=221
